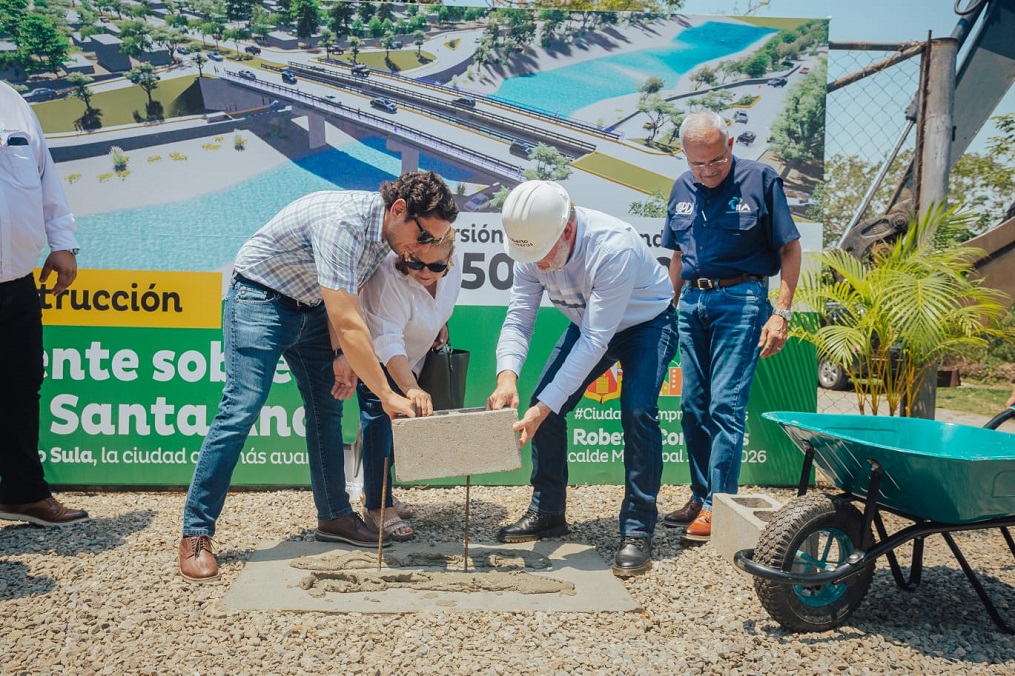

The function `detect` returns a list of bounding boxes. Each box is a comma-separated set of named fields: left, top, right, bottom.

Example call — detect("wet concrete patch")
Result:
left=221, top=540, right=638, bottom=613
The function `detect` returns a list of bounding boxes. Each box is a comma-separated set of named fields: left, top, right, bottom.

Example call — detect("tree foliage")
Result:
left=15, top=13, right=69, bottom=74
left=793, top=206, right=1012, bottom=416
left=770, top=60, right=827, bottom=164
left=523, top=144, right=572, bottom=181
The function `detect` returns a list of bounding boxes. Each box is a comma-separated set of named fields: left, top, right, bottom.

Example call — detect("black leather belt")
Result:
left=686, top=274, right=765, bottom=290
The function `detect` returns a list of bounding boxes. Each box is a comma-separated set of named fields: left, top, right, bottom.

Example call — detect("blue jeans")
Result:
left=528, top=306, right=677, bottom=537
left=678, top=281, right=770, bottom=510
left=182, top=276, right=350, bottom=536
left=356, top=368, right=402, bottom=511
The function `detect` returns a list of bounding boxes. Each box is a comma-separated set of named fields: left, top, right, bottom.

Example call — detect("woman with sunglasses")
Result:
left=352, top=234, right=461, bottom=541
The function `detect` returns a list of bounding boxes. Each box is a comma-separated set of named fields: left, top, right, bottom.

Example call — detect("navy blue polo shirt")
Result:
left=661, top=156, right=800, bottom=280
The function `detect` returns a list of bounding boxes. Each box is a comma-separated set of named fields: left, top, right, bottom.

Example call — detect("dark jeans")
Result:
left=528, top=305, right=678, bottom=537
left=0, top=275, right=51, bottom=504
left=356, top=367, right=403, bottom=511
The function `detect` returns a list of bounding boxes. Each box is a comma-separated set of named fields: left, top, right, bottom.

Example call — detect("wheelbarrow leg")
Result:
left=1002, top=527, right=1015, bottom=559
left=797, top=443, right=815, bottom=497
left=941, top=531, right=1015, bottom=634
left=876, top=511, right=924, bottom=591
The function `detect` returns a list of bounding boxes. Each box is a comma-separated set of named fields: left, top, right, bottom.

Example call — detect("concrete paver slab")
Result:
left=221, top=540, right=638, bottom=613
left=391, top=407, right=521, bottom=482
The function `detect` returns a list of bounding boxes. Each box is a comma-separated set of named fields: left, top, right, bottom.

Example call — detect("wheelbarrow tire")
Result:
left=753, top=492, right=874, bottom=633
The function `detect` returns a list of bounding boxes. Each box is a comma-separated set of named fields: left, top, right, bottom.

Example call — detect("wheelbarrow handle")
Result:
left=984, top=407, right=1015, bottom=430
left=733, top=548, right=871, bottom=585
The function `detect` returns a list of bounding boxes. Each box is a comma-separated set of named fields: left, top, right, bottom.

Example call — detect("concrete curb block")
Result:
left=712, top=492, right=784, bottom=568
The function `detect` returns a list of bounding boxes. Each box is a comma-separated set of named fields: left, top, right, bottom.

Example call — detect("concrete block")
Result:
left=391, top=407, right=520, bottom=482
left=711, top=493, right=784, bottom=568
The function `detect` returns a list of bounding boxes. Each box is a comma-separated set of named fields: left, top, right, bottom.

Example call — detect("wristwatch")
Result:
left=772, top=308, right=792, bottom=322
left=332, top=348, right=344, bottom=360
left=66, top=248, right=79, bottom=256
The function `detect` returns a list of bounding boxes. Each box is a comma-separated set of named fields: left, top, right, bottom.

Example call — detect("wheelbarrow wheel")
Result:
left=753, top=493, right=874, bottom=632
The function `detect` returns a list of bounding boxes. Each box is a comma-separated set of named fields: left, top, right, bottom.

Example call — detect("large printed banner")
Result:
left=39, top=215, right=817, bottom=487
left=32, top=9, right=826, bottom=486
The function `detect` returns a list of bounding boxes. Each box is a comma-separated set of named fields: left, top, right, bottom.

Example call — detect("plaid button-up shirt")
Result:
left=233, top=190, right=390, bottom=304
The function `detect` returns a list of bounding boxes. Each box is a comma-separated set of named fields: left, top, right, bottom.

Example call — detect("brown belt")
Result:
left=686, top=274, right=765, bottom=290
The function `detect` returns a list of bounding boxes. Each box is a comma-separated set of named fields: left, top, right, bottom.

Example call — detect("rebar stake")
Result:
left=464, top=475, right=471, bottom=572
left=378, top=455, right=390, bottom=572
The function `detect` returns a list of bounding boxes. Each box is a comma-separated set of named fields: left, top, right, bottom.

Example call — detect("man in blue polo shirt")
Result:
left=660, top=111, right=801, bottom=542
left=487, top=180, right=677, bottom=577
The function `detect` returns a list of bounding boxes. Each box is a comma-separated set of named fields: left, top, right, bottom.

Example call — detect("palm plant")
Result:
left=792, top=205, right=1012, bottom=416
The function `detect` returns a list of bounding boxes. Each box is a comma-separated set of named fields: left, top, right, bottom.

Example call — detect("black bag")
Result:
left=416, top=346, right=470, bottom=410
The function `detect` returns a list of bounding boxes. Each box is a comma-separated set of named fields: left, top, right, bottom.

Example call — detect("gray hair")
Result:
left=679, top=110, right=729, bottom=146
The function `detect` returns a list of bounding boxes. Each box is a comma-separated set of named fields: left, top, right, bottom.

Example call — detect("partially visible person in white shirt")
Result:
left=354, top=237, right=462, bottom=541
left=0, top=81, right=88, bottom=527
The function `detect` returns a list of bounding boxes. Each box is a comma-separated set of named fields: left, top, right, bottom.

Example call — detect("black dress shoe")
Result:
left=497, top=509, right=569, bottom=543
left=612, top=536, right=652, bottom=577
left=661, top=498, right=703, bottom=528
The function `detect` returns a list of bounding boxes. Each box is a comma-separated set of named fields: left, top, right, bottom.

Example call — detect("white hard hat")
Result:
left=501, top=180, right=571, bottom=263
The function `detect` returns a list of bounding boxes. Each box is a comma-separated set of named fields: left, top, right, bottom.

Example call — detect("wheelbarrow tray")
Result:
left=763, top=412, right=1015, bottom=525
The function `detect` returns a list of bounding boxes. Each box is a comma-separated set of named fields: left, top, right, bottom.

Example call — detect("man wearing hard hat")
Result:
left=487, top=180, right=677, bottom=577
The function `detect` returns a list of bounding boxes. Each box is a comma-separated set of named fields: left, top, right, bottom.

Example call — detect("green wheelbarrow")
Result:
left=734, top=407, right=1015, bottom=633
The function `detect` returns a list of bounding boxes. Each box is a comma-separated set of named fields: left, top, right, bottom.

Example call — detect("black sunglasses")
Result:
left=411, top=214, right=447, bottom=245
left=403, top=256, right=450, bottom=273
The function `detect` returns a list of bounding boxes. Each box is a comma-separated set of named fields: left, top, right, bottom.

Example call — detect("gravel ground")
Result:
left=3, top=482, right=1015, bottom=675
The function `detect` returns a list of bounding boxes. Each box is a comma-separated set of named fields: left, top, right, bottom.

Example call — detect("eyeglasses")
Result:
left=687, top=155, right=730, bottom=172
left=403, top=255, right=450, bottom=273
left=411, top=214, right=449, bottom=245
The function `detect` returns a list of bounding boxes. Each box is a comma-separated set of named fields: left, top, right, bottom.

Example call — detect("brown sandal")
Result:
left=366, top=508, right=415, bottom=542
left=393, top=499, right=413, bottom=519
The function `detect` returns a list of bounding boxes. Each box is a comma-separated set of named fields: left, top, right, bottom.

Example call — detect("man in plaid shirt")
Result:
left=179, top=171, right=458, bottom=583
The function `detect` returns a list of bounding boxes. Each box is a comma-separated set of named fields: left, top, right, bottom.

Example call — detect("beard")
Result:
left=537, top=241, right=571, bottom=272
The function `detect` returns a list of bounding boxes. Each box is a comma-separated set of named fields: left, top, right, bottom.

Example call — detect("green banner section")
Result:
left=40, top=306, right=815, bottom=487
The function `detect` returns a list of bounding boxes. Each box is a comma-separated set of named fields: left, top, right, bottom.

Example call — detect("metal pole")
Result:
left=916, top=37, right=958, bottom=222
left=910, top=37, right=958, bottom=420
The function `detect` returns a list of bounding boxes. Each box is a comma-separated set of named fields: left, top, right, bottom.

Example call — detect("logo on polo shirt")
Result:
left=728, top=197, right=752, bottom=213
left=674, top=201, right=694, bottom=215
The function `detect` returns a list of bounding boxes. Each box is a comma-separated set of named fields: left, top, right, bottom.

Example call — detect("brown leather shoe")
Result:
left=683, top=509, right=712, bottom=542
left=661, top=498, right=703, bottom=527
left=0, top=497, right=89, bottom=527
left=179, top=535, right=220, bottom=583
left=316, top=512, right=389, bottom=548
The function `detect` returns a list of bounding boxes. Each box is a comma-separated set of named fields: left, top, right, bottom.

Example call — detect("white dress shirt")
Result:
left=0, top=82, right=78, bottom=282
left=360, top=252, right=463, bottom=375
left=495, top=207, right=673, bottom=413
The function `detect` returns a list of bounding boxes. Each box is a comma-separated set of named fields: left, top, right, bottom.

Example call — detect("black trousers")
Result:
left=0, top=274, right=50, bottom=504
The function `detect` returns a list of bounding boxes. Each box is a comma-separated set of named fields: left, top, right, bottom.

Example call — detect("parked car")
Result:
left=464, top=193, right=490, bottom=211
left=244, top=45, right=261, bottom=55
left=351, top=63, right=370, bottom=77
left=452, top=96, right=476, bottom=109
left=23, top=87, right=57, bottom=102
left=799, top=66, right=811, bottom=75
left=370, top=97, right=397, bottom=113
left=207, top=51, right=224, bottom=61
left=237, top=69, right=257, bottom=80
left=767, top=77, right=788, bottom=87
left=391, top=41, right=403, bottom=49
left=326, top=45, right=345, bottom=54
left=509, top=140, right=536, bottom=158
left=177, top=46, right=190, bottom=55
left=736, top=131, right=757, bottom=146
left=281, top=69, right=297, bottom=85
left=733, top=110, right=748, bottom=124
